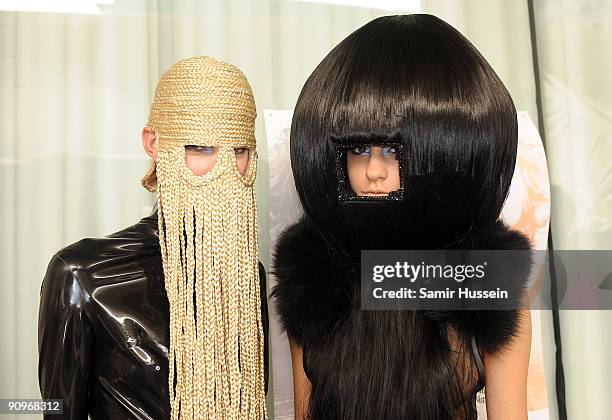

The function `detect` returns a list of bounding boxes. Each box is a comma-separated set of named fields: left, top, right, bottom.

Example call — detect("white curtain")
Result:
left=533, top=1, right=612, bottom=419
left=0, top=0, right=609, bottom=418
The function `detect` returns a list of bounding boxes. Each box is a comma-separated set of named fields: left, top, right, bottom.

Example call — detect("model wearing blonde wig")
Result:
left=141, top=56, right=267, bottom=419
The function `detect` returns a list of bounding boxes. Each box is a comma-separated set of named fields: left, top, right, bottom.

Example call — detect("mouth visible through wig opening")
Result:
left=184, top=145, right=252, bottom=177
left=335, top=143, right=404, bottom=202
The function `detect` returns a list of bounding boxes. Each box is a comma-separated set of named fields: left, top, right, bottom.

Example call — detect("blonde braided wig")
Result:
left=141, top=56, right=267, bottom=419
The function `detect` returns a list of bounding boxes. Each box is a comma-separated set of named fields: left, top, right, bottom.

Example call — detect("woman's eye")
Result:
left=185, top=145, right=216, bottom=155
left=234, top=147, right=249, bottom=155
left=350, top=146, right=370, bottom=156
left=383, top=146, right=397, bottom=156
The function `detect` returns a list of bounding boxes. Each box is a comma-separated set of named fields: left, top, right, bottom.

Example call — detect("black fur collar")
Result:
left=271, top=216, right=533, bottom=356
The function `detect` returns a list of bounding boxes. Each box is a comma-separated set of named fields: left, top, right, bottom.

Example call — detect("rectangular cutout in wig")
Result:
left=333, top=141, right=404, bottom=202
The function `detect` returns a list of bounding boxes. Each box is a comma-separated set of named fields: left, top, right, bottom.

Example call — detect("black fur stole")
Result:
left=271, top=216, right=533, bottom=419
left=271, top=215, right=533, bottom=370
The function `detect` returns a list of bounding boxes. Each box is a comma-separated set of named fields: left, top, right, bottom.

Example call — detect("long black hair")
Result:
left=290, top=14, right=518, bottom=250
left=276, top=13, right=527, bottom=420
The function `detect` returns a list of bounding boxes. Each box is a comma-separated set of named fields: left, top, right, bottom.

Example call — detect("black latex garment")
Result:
left=38, top=206, right=269, bottom=419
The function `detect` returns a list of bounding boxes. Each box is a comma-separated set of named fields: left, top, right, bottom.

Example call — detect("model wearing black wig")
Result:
left=272, top=14, right=532, bottom=420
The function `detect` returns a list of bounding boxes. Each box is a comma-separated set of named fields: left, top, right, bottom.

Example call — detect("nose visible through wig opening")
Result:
left=338, top=144, right=403, bottom=201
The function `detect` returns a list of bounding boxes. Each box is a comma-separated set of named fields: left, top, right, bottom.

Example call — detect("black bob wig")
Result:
left=289, top=14, right=518, bottom=250
left=274, top=14, right=532, bottom=420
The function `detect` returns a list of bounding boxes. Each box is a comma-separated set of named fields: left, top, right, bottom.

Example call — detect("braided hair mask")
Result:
left=144, top=56, right=266, bottom=420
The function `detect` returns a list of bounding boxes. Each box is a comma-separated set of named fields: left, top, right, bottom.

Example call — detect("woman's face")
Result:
left=184, top=145, right=250, bottom=176
left=346, top=146, right=400, bottom=196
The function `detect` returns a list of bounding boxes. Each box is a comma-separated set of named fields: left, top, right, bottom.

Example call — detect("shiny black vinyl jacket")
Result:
left=38, top=206, right=269, bottom=419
